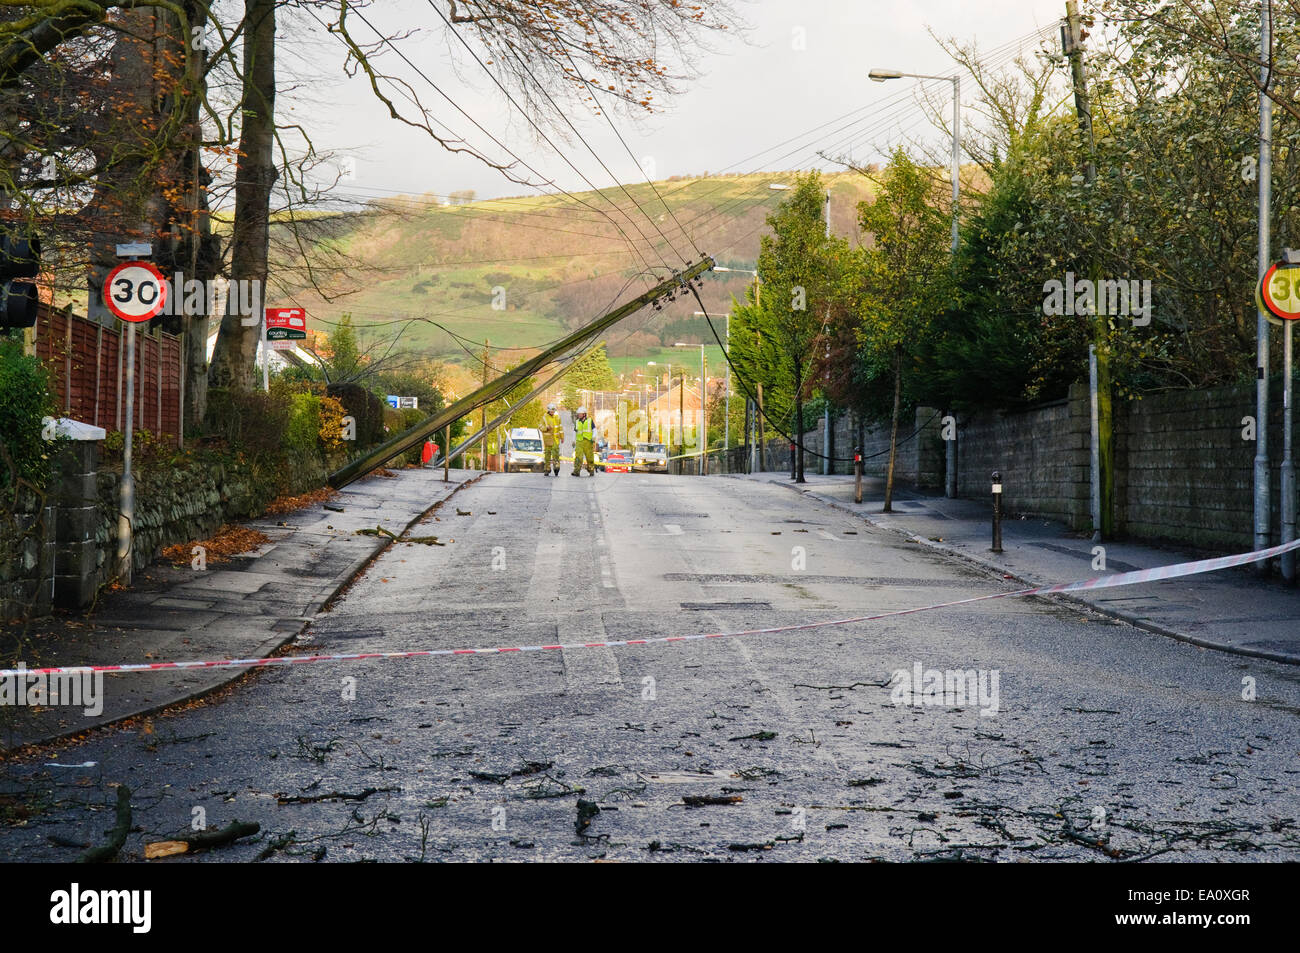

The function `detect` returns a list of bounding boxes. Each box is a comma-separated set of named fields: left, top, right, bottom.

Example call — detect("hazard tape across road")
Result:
left=4, top=537, right=1299, bottom=680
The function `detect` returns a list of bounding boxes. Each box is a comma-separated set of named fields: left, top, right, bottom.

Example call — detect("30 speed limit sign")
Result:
left=104, top=261, right=168, bottom=322
left=1257, top=261, right=1300, bottom=325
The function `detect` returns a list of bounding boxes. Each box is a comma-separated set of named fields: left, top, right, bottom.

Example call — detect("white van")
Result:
left=505, top=427, right=545, bottom=472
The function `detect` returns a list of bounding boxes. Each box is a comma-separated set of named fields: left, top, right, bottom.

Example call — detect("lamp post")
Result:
left=871, top=67, right=962, bottom=496
left=675, top=342, right=706, bottom=475
left=868, top=68, right=960, bottom=258
left=1255, top=0, right=1275, bottom=567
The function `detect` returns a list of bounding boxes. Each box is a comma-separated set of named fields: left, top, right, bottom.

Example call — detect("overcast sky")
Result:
left=286, top=0, right=1067, bottom=205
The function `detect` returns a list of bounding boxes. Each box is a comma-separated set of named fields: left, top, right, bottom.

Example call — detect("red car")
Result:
left=603, top=450, right=632, bottom=473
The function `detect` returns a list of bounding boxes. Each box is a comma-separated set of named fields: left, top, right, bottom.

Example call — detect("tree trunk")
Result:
left=182, top=1, right=215, bottom=432
left=794, top=364, right=805, bottom=483
left=883, top=347, right=902, bottom=512
left=207, top=0, right=277, bottom=393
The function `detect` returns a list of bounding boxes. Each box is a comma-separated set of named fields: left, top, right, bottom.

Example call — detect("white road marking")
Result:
left=817, top=530, right=840, bottom=542
left=663, top=524, right=683, bottom=535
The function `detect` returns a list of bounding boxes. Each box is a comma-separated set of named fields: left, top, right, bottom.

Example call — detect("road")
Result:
left=3, top=471, right=1299, bottom=862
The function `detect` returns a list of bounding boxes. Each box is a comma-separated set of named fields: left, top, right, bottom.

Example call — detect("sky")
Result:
left=281, top=0, right=1069, bottom=208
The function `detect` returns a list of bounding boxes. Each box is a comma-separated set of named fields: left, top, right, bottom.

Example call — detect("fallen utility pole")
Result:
left=328, top=258, right=714, bottom=488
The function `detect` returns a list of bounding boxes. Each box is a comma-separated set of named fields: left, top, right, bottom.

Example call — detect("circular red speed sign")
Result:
left=1258, top=261, right=1300, bottom=324
left=104, top=261, right=168, bottom=322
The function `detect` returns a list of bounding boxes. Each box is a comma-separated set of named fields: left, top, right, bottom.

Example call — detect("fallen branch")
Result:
left=79, top=786, right=131, bottom=863
left=145, top=821, right=261, bottom=858
left=682, top=794, right=743, bottom=807
left=277, top=786, right=400, bottom=805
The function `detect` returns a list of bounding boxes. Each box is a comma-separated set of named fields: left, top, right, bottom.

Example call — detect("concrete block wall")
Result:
left=954, top=381, right=1093, bottom=531
left=779, top=407, right=944, bottom=488
left=1115, top=382, right=1286, bottom=550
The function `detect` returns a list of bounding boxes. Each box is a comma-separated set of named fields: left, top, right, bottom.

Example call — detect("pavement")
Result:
left=0, top=467, right=479, bottom=752
left=733, top=470, right=1300, bottom=667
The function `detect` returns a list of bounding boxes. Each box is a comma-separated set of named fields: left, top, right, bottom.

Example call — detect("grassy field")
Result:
left=608, top=344, right=727, bottom=381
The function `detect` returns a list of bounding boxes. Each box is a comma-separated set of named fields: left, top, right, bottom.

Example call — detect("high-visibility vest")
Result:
left=540, top=413, right=563, bottom=445
left=574, top=417, right=594, bottom=443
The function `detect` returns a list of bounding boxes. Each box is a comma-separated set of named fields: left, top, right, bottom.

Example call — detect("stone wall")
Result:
left=955, top=382, right=1092, bottom=530
left=0, top=491, right=56, bottom=620
left=769, top=378, right=1293, bottom=551
left=3, top=440, right=326, bottom=618
left=1115, top=382, right=1285, bottom=549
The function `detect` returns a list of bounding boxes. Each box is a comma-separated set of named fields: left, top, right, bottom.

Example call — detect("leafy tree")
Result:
left=560, top=343, right=617, bottom=409
left=488, top=361, right=542, bottom=430
left=731, top=173, right=845, bottom=482
left=857, top=149, right=955, bottom=510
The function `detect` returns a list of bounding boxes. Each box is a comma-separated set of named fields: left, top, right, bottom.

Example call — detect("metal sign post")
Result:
left=1259, top=254, right=1300, bottom=580
left=106, top=247, right=167, bottom=584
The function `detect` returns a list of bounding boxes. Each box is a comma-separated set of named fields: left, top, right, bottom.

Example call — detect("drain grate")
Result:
left=679, top=601, right=773, bottom=611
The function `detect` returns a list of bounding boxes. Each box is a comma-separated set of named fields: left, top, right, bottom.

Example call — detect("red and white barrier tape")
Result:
left=5, top=537, right=1299, bottom=680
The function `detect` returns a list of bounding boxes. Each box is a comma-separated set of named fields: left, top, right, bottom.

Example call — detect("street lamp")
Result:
left=869, top=67, right=961, bottom=258
left=872, top=66, right=962, bottom=497
left=675, top=341, right=706, bottom=475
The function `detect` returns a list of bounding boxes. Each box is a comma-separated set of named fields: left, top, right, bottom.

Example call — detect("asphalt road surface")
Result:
left=3, top=471, right=1299, bottom=862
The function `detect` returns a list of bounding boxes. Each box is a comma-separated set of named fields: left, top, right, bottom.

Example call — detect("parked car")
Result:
left=632, top=442, right=669, bottom=473
left=603, top=449, right=632, bottom=473
left=504, top=428, right=545, bottom=472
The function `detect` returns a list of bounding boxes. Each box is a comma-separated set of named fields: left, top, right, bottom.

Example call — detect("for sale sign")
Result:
left=266, top=307, right=307, bottom=340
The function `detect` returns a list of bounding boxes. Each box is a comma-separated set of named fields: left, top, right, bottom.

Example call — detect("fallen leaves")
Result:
left=162, top=525, right=272, bottom=567
left=264, top=486, right=337, bottom=516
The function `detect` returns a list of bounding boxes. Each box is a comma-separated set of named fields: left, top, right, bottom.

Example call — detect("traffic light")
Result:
left=1, top=233, right=41, bottom=329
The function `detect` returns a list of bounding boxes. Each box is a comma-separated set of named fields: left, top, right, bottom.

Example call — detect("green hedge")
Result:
left=0, top=339, right=58, bottom=492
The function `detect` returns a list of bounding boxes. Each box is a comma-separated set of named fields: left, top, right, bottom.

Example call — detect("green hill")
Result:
left=268, top=172, right=874, bottom=375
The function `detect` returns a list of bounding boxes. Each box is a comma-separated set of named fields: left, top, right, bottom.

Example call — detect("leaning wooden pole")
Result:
left=328, top=259, right=714, bottom=489
left=442, top=352, right=581, bottom=467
